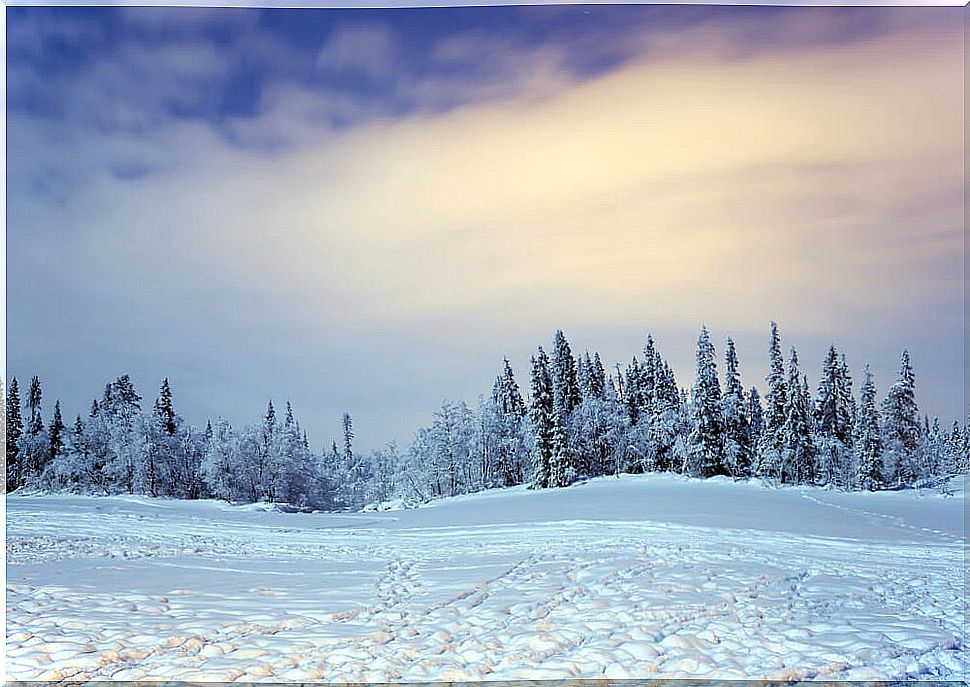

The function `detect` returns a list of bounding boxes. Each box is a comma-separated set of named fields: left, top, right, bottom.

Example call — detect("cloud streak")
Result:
left=7, top=7, right=964, bottom=447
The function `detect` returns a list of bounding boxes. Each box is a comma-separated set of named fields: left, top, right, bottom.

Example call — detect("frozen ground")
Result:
left=5, top=474, right=967, bottom=682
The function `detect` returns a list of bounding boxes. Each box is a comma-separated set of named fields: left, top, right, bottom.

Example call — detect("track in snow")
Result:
left=5, top=474, right=966, bottom=682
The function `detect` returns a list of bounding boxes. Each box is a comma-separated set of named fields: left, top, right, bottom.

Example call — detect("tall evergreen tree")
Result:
left=781, top=347, right=815, bottom=484
left=49, top=401, right=65, bottom=464
left=855, top=365, right=883, bottom=490
left=21, top=376, right=47, bottom=478
left=814, top=346, right=854, bottom=486
left=6, top=378, right=23, bottom=490
left=757, top=322, right=787, bottom=478
left=550, top=330, right=581, bottom=486
left=748, top=387, right=764, bottom=453
left=529, top=347, right=554, bottom=489
left=27, top=376, right=43, bottom=436
left=721, top=337, right=751, bottom=478
left=343, top=412, right=354, bottom=462
left=687, top=326, right=725, bottom=477
left=624, top=358, right=643, bottom=425
left=881, top=350, right=920, bottom=485
left=491, top=358, right=528, bottom=487
left=154, top=378, right=177, bottom=436
left=589, top=352, right=606, bottom=398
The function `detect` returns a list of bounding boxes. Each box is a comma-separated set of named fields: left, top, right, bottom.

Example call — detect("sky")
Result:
left=7, top=5, right=965, bottom=451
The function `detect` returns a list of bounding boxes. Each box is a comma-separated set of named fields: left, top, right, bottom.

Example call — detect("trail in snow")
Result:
left=6, top=474, right=966, bottom=682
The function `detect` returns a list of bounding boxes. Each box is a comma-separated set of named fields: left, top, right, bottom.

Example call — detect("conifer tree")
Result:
left=6, top=378, right=23, bottom=490
left=589, top=353, right=606, bottom=398
left=814, top=346, right=854, bottom=486
left=550, top=330, right=581, bottom=485
left=529, top=347, right=554, bottom=489
left=343, top=412, right=354, bottom=462
left=855, top=365, right=883, bottom=490
left=49, top=401, right=65, bottom=464
left=757, top=322, right=787, bottom=479
left=722, top=337, right=751, bottom=478
left=27, top=376, right=43, bottom=437
left=881, top=350, right=920, bottom=485
left=781, top=347, right=815, bottom=484
left=687, top=326, right=725, bottom=477
left=155, top=378, right=177, bottom=436
left=624, top=358, right=642, bottom=425
left=748, top=386, right=764, bottom=454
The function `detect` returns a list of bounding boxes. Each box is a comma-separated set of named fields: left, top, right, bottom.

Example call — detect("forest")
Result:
left=6, top=322, right=968, bottom=509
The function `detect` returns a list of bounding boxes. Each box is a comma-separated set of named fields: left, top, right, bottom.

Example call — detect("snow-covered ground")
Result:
left=6, top=474, right=966, bottom=682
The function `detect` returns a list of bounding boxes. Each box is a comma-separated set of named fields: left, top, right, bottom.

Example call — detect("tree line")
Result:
left=5, top=322, right=968, bottom=508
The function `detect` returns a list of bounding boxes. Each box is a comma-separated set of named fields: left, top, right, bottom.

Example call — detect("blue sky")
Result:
left=7, top=6, right=965, bottom=450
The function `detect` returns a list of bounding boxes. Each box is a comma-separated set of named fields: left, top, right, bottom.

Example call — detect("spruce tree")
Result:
left=343, top=412, right=354, bottom=462
left=6, top=378, right=23, bottom=490
left=814, top=346, right=854, bottom=486
left=550, top=330, right=581, bottom=485
left=529, top=347, right=554, bottom=489
left=721, top=337, right=751, bottom=478
left=687, top=326, right=725, bottom=477
left=589, top=353, right=606, bottom=398
left=27, top=376, right=43, bottom=437
left=781, top=347, right=815, bottom=484
left=881, top=350, right=920, bottom=485
left=22, top=376, right=46, bottom=478
left=624, top=358, right=642, bottom=425
left=49, top=401, right=65, bottom=464
left=492, top=358, right=527, bottom=487
left=757, top=322, right=787, bottom=479
left=748, top=387, right=764, bottom=453
left=155, top=378, right=177, bottom=436
left=855, top=365, right=883, bottom=490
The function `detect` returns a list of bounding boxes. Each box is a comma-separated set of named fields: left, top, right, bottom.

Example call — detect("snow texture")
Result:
left=6, top=473, right=966, bottom=682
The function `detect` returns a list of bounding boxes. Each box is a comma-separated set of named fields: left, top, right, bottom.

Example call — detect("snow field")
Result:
left=6, top=473, right=966, bottom=682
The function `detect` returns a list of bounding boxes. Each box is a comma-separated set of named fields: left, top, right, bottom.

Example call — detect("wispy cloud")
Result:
left=7, top=7, right=964, bottom=445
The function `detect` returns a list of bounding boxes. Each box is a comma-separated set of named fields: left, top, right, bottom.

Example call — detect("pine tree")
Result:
left=748, top=387, right=764, bottom=453
left=590, top=352, right=607, bottom=398
left=6, top=378, right=23, bottom=490
left=780, top=347, right=815, bottom=484
left=757, top=322, right=787, bottom=479
left=550, top=330, right=581, bottom=486
left=624, top=358, right=642, bottom=426
left=21, top=376, right=47, bottom=478
left=687, top=326, right=725, bottom=477
left=855, top=365, right=883, bottom=490
left=814, top=346, right=854, bottom=486
left=529, top=347, right=554, bottom=489
left=27, top=376, right=43, bottom=436
left=155, top=378, right=177, bottom=436
left=721, top=337, right=751, bottom=478
left=881, top=350, right=920, bottom=486
left=343, top=412, right=354, bottom=462
left=49, top=401, right=65, bottom=464
left=491, top=358, right=527, bottom=486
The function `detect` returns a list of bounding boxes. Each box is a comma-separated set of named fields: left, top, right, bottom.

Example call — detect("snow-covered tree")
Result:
left=6, top=378, right=23, bottom=490
left=881, top=350, right=921, bottom=486
left=814, top=345, right=855, bottom=487
left=550, top=330, right=581, bottom=486
left=854, top=365, right=883, bottom=490
left=780, top=348, right=815, bottom=485
left=748, top=387, right=764, bottom=456
left=721, top=337, right=751, bottom=478
left=757, top=322, right=787, bottom=479
left=489, top=358, right=528, bottom=487
left=529, top=347, right=554, bottom=489
left=687, top=326, right=724, bottom=478
left=48, top=401, right=65, bottom=466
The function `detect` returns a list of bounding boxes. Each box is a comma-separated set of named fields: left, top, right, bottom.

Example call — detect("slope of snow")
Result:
left=6, top=474, right=966, bottom=682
